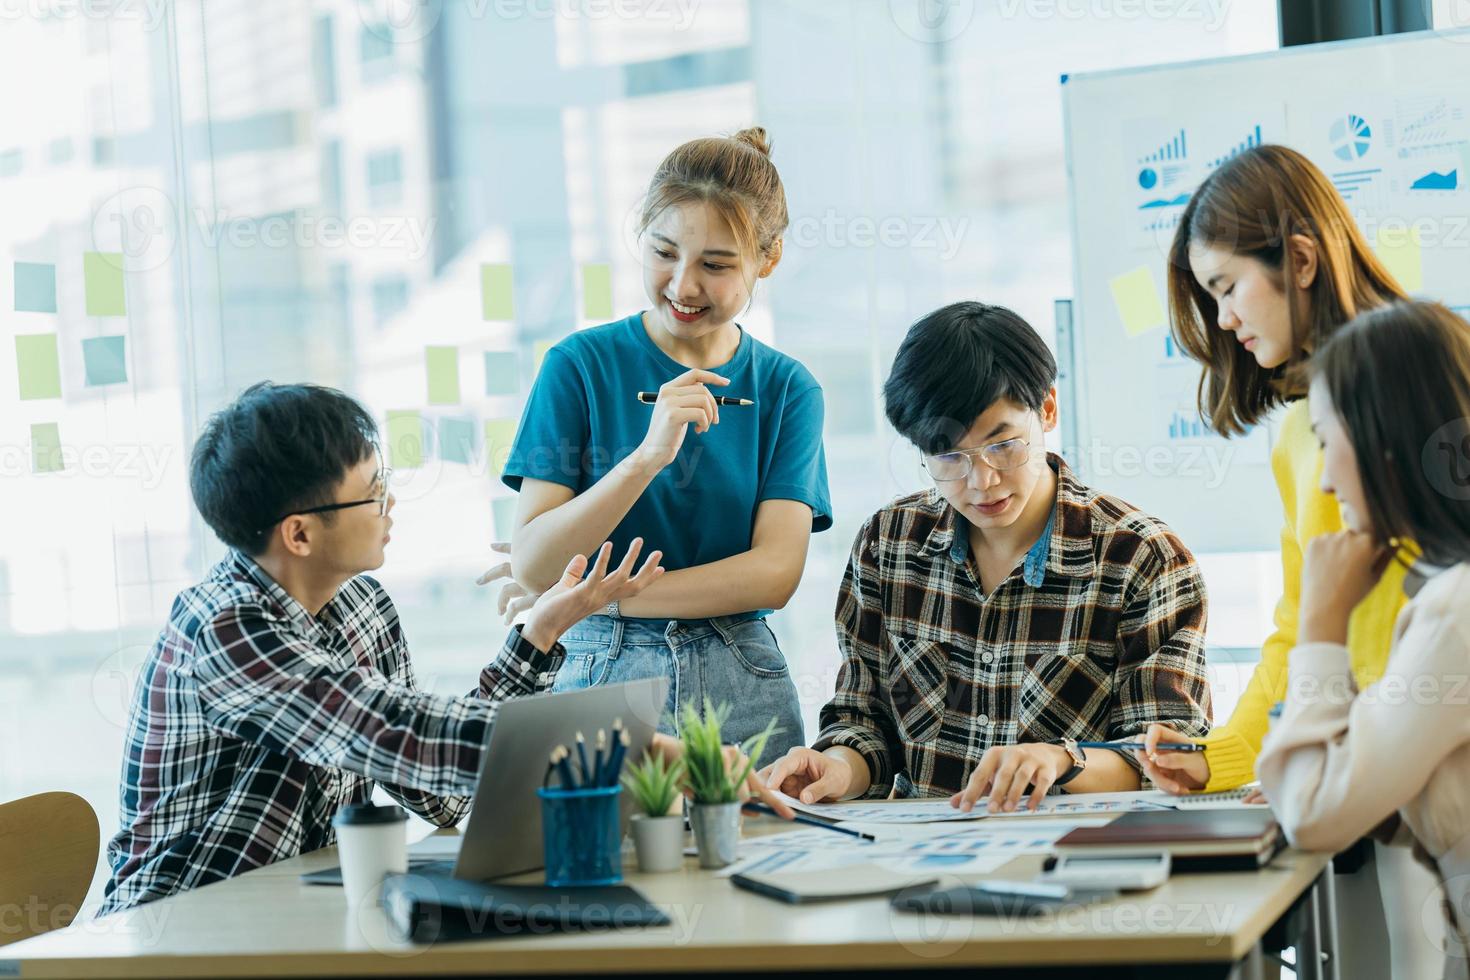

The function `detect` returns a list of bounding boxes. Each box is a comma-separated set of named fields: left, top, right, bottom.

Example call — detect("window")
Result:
left=0, top=1, right=1281, bottom=910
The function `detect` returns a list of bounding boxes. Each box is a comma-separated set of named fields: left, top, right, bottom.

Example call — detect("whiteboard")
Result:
left=1061, top=29, right=1470, bottom=553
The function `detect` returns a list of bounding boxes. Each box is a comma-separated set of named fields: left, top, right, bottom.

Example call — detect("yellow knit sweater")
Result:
left=1197, top=400, right=1408, bottom=792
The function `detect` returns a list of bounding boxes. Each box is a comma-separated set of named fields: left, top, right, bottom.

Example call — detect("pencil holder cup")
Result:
left=538, top=785, right=623, bottom=887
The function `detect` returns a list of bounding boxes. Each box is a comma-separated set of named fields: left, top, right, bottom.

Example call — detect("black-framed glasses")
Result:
left=266, top=467, right=393, bottom=530
left=921, top=439, right=1031, bottom=482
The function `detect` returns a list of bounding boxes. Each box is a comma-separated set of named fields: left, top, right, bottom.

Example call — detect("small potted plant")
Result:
left=679, top=698, right=777, bottom=870
left=621, top=750, right=686, bottom=873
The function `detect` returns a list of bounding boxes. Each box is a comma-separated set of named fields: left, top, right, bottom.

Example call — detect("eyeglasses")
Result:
left=266, top=467, right=393, bottom=530
left=922, top=439, right=1031, bottom=482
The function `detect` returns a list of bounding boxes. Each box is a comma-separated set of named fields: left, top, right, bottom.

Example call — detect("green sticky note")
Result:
left=82, top=336, right=128, bottom=386
left=15, top=261, right=57, bottom=313
left=1109, top=265, right=1167, bottom=337
left=426, top=346, right=461, bottom=405
left=1374, top=230, right=1424, bottom=293
left=582, top=263, right=613, bottom=321
left=481, top=263, right=514, bottom=321
left=31, top=422, right=64, bottom=474
left=386, top=411, right=424, bottom=470
left=485, top=419, right=518, bottom=477
left=84, top=251, right=126, bottom=316
left=439, top=417, right=476, bottom=465
left=16, top=334, right=62, bottom=400
left=492, top=496, right=518, bottom=540
left=484, top=351, right=518, bottom=396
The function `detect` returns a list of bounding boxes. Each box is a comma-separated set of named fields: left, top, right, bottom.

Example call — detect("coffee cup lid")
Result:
left=332, top=803, right=408, bottom=828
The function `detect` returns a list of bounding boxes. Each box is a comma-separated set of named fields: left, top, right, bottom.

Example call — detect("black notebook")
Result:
left=380, top=873, right=670, bottom=943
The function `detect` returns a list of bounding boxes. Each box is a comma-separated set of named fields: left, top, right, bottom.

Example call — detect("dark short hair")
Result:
left=190, top=382, right=379, bottom=555
left=1314, top=301, right=1470, bottom=567
left=883, top=301, right=1057, bottom=454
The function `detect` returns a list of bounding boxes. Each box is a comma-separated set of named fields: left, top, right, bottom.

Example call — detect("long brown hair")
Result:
left=1167, top=144, right=1406, bottom=436
left=638, top=127, right=788, bottom=281
left=1315, top=301, right=1470, bottom=567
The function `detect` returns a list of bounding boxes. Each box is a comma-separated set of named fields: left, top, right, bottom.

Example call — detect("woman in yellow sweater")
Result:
left=1140, top=144, right=1431, bottom=978
left=1141, top=143, right=1406, bottom=790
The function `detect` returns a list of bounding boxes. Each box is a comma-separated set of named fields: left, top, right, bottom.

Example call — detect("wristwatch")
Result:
left=1053, top=737, right=1087, bottom=787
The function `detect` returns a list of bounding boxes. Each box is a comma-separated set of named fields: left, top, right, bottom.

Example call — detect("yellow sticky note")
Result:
left=31, top=422, right=64, bottom=474
left=581, top=263, right=613, bottom=321
left=1374, top=230, right=1424, bottom=294
left=386, top=411, right=423, bottom=470
left=533, top=340, right=554, bottom=374
left=425, top=346, right=461, bottom=405
left=16, top=333, right=62, bottom=400
left=1109, top=265, right=1167, bottom=337
left=481, top=264, right=514, bottom=321
left=84, top=251, right=126, bottom=316
left=485, top=419, right=518, bottom=477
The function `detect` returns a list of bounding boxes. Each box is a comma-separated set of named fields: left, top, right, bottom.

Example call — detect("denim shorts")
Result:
left=549, top=614, right=805, bottom=765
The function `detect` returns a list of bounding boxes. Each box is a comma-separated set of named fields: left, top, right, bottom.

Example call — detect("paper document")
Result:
left=772, top=789, right=1172, bottom=824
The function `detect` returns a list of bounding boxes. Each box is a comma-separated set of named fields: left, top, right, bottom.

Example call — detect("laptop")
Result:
left=306, top=676, right=670, bottom=885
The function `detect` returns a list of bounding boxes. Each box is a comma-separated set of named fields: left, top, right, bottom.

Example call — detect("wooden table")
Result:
left=1, top=813, right=1330, bottom=979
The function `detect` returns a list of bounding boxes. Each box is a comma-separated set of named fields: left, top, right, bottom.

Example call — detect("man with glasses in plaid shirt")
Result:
left=761, top=302, right=1212, bottom=815
left=100, top=382, right=789, bottom=917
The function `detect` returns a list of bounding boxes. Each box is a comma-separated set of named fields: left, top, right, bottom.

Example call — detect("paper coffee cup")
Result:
left=333, top=803, right=408, bottom=908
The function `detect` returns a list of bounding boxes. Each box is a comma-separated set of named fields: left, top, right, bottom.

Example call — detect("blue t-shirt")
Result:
left=502, top=313, right=832, bottom=574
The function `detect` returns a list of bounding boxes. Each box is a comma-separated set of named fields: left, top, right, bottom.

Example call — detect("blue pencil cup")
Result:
left=538, top=785, right=623, bottom=887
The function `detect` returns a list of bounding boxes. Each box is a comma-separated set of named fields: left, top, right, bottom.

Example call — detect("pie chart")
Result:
left=1330, top=114, right=1372, bottom=162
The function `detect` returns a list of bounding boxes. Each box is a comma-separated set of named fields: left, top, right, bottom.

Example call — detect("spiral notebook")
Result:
left=1170, top=786, right=1260, bottom=809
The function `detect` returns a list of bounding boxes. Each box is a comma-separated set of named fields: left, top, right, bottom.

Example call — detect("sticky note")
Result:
left=14, top=261, right=57, bottom=313
left=533, top=340, right=554, bottom=374
left=16, top=334, right=62, bottom=400
left=426, top=346, right=461, bottom=405
left=1374, top=230, right=1424, bottom=293
left=582, top=263, right=613, bottom=321
left=492, top=496, right=518, bottom=540
left=82, top=336, right=128, bottom=386
left=439, top=417, right=476, bottom=465
left=484, top=351, right=518, bottom=396
left=1109, top=265, right=1167, bottom=337
left=386, top=411, right=424, bottom=469
left=485, top=419, right=518, bottom=477
left=31, top=423, right=64, bottom=474
left=84, top=251, right=126, bottom=316
left=481, top=263, right=514, bottom=321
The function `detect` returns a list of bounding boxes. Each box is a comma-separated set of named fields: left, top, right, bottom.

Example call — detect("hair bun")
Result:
left=732, top=126, right=772, bottom=157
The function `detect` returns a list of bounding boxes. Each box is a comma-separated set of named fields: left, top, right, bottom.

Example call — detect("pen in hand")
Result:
left=637, top=392, right=754, bottom=407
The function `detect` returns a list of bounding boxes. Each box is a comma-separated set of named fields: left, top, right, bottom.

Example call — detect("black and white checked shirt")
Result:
left=814, top=456, right=1212, bottom=799
left=100, top=551, right=563, bottom=917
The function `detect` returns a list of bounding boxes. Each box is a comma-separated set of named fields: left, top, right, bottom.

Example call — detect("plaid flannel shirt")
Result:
left=814, top=455, right=1211, bottom=799
left=99, top=551, right=564, bottom=917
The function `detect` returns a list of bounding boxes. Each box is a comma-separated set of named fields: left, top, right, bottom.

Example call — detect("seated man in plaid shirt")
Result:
left=761, top=302, right=1212, bottom=814
left=101, top=382, right=787, bottom=916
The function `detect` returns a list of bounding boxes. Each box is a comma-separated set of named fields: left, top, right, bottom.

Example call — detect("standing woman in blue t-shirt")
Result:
left=500, top=128, right=832, bottom=759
